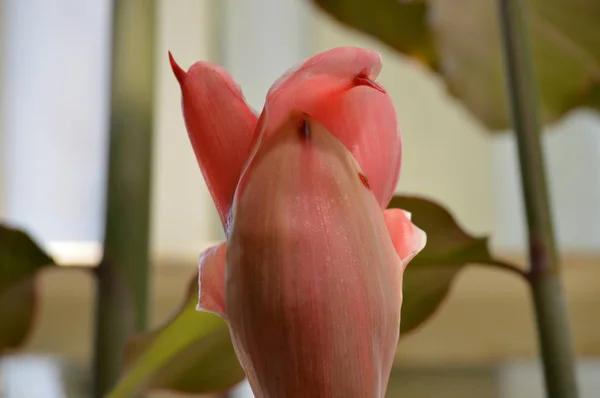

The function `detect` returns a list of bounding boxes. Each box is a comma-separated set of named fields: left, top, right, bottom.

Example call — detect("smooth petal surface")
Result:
left=227, top=114, right=402, bottom=398
left=268, top=46, right=382, bottom=97
left=197, top=242, right=227, bottom=319
left=170, top=53, right=258, bottom=227
left=384, top=208, right=427, bottom=270
left=255, top=47, right=401, bottom=208
left=314, top=87, right=401, bottom=207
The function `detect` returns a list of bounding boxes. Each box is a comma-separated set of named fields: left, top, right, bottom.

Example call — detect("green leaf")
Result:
left=313, top=0, right=437, bottom=68
left=388, top=195, right=524, bottom=334
left=108, top=276, right=245, bottom=398
left=313, top=0, right=600, bottom=130
left=0, top=277, right=38, bottom=353
left=110, top=195, right=524, bottom=395
left=0, top=224, right=55, bottom=353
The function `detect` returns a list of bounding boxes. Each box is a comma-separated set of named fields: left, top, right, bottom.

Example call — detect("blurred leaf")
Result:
left=0, top=224, right=54, bottom=352
left=108, top=276, right=245, bottom=398
left=0, top=277, right=38, bottom=353
left=313, top=0, right=600, bottom=130
left=110, top=195, right=525, bottom=396
left=313, top=0, right=437, bottom=67
left=0, top=225, right=54, bottom=291
left=388, top=196, right=524, bottom=334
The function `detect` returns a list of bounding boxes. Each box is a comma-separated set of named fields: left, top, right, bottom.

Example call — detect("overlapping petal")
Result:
left=384, top=208, right=427, bottom=269
left=313, top=87, right=401, bottom=207
left=196, top=242, right=227, bottom=318
left=254, top=47, right=401, bottom=207
left=227, top=113, right=402, bottom=397
left=171, top=46, right=426, bottom=398
left=170, top=53, right=258, bottom=227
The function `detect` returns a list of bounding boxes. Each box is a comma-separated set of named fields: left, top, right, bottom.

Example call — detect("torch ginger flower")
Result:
left=170, top=47, right=426, bottom=398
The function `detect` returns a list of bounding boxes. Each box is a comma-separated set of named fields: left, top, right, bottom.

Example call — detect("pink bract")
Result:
left=171, top=47, right=426, bottom=398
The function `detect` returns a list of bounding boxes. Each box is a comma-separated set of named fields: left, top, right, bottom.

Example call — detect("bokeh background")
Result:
left=1, top=0, right=599, bottom=397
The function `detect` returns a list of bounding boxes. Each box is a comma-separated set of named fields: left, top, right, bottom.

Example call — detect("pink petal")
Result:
left=268, top=46, right=383, bottom=98
left=255, top=47, right=401, bottom=208
left=170, top=52, right=258, bottom=228
left=227, top=113, right=402, bottom=397
left=384, top=208, right=427, bottom=270
left=197, top=242, right=227, bottom=318
left=313, top=87, right=401, bottom=208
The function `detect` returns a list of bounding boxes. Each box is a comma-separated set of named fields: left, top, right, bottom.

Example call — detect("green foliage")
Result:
left=388, top=196, right=525, bottom=334
left=107, top=277, right=245, bottom=398
left=313, top=0, right=600, bottom=130
left=109, top=195, right=523, bottom=395
left=0, top=224, right=54, bottom=353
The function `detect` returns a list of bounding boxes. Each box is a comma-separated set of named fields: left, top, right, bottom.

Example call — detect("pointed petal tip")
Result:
left=354, top=73, right=385, bottom=93
left=297, top=113, right=311, bottom=139
left=401, top=225, right=427, bottom=270
left=168, top=51, right=186, bottom=83
left=195, top=301, right=227, bottom=320
left=384, top=208, right=427, bottom=269
left=197, top=284, right=227, bottom=319
left=196, top=243, right=227, bottom=318
left=415, top=225, right=427, bottom=252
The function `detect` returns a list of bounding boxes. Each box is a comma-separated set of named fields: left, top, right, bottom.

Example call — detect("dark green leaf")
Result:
left=108, top=276, right=245, bottom=398
left=388, top=196, right=524, bottom=334
left=0, top=277, right=37, bottom=352
left=0, top=224, right=54, bottom=352
left=313, top=0, right=600, bottom=130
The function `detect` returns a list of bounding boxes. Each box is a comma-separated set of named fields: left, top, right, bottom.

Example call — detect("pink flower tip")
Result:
left=354, top=72, right=386, bottom=93
left=168, top=51, right=186, bottom=84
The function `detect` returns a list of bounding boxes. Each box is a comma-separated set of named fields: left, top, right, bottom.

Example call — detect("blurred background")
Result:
left=1, top=0, right=599, bottom=397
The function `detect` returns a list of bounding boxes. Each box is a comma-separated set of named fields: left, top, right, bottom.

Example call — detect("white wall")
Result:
left=151, top=0, right=222, bottom=257
left=498, top=360, right=600, bottom=398
left=491, top=110, right=600, bottom=254
left=1, top=0, right=598, bottom=260
left=221, top=0, right=310, bottom=110
left=0, top=0, right=222, bottom=259
left=1, top=0, right=112, bottom=244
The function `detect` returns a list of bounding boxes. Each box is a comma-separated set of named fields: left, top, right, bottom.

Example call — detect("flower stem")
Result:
left=496, top=0, right=579, bottom=397
left=92, top=1, right=156, bottom=397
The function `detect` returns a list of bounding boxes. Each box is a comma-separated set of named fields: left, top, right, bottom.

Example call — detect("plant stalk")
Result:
left=496, top=0, right=579, bottom=397
left=92, top=1, right=156, bottom=397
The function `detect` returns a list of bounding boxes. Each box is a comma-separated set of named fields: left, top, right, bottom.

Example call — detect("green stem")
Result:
left=92, top=1, right=156, bottom=397
left=496, top=0, right=578, bottom=397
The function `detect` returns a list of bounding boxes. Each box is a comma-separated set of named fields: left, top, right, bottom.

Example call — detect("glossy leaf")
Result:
left=0, top=224, right=54, bottom=353
left=387, top=196, right=524, bottom=334
left=108, top=276, right=245, bottom=398
left=313, top=0, right=600, bottom=130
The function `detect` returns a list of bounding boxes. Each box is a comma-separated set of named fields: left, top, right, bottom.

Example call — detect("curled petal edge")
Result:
left=197, top=242, right=227, bottom=319
left=258, top=46, right=400, bottom=208
left=384, top=208, right=427, bottom=269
